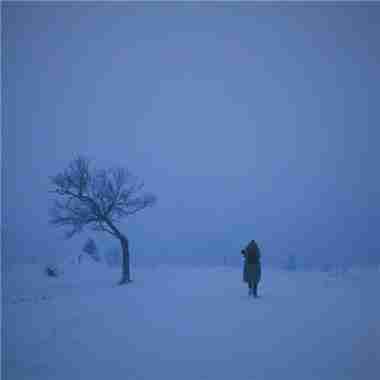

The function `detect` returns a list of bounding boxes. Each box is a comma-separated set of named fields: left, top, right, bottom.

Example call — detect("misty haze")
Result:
left=2, top=2, right=380, bottom=380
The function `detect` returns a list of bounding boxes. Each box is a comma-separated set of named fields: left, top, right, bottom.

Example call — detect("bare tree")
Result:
left=49, top=156, right=156, bottom=284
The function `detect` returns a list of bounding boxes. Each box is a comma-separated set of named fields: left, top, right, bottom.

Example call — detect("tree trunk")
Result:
left=118, top=235, right=131, bottom=285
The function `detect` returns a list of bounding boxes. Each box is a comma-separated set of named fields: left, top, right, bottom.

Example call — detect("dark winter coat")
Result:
left=242, top=240, right=261, bottom=285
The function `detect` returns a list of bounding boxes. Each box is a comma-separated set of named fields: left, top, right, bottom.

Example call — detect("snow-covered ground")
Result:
left=2, top=263, right=380, bottom=380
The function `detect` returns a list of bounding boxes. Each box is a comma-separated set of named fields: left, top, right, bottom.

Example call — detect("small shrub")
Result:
left=286, top=255, right=297, bottom=271
left=322, top=263, right=332, bottom=273
left=83, top=238, right=101, bottom=262
left=45, top=265, right=61, bottom=278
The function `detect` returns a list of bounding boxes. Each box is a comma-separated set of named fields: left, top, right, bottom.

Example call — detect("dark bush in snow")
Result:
left=322, top=263, right=332, bottom=272
left=286, top=255, right=297, bottom=271
left=44, top=265, right=61, bottom=277
left=83, top=238, right=101, bottom=262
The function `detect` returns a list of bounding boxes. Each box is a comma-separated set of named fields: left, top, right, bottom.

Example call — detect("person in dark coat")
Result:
left=241, top=240, right=262, bottom=297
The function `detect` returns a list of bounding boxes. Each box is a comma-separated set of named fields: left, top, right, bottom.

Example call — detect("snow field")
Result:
left=3, top=265, right=380, bottom=380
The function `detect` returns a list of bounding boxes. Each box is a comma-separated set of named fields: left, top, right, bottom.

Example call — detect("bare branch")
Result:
left=49, top=156, right=157, bottom=238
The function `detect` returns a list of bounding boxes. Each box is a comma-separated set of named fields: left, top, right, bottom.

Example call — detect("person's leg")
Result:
left=248, top=281, right=252, bottom=295
left=253, top=282, right=258, bottom=298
